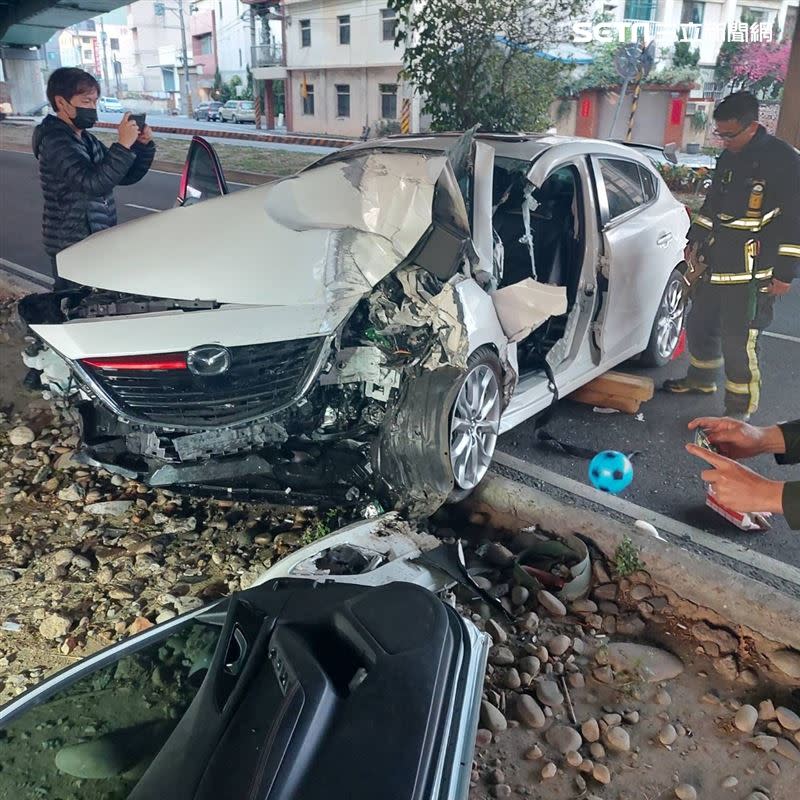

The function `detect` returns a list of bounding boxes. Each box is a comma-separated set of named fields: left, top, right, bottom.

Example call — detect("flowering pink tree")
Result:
left=731, top=41, right=791, bottom=97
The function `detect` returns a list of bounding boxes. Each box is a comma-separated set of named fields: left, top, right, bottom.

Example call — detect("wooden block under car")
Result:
left=569, top=371, right=655, bottom=414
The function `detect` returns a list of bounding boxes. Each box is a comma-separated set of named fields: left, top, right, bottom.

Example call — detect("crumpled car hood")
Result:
left=57, top=152, right=453, bottom=310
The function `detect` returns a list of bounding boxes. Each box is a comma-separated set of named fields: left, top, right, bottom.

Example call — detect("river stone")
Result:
left=758, top=699, right=777, bottom=721
left=8, top=426, right=35, bottom=446
left=85, top=500, right=134, bottom=516
left=721, top=776, right=738, bottom=789
left=691, top=621, right=738, bottom=655
left=39, top=613, right=71, bottom=640
left=516, top=694, right=546, bottom=729
left=752, top=735, right=778, bottom=751
left=592, top=763, right=610, bottom=785
left=768, top=648, right=800, bottom=679
left=486, top=620, right=508, bottom=645
left=675, top=784, right=697, bottom=800
left=548, top=634, right=571, bottom=657
left=606, top=642, right=684, bottom=683
left=776, top=706, right=800, bottom=731
left=503, top=668, right=521, bottom=690
left=604, top=726, right=630, bottom=752
left=480, top=701, right=507, bottom=733
left=582, top=718, right=600, bottom=742
left=541, top=762, right=557, bottom=780
left=55, top=721, right=170, bottom=778
left=517, top=656, right=541, bottom=676
left=537, top=590, right=567, bottom=617
left=489, top=645, right=515, bottom=666
left=546, top=725, right=582, bottom=754
left=659, top=723, right=678, bottom=745
left=511, top=586, right=529, bottom=606
left=776, top=737, right=800, bottom=762
left=735, top=704, right=759, bottom=733
left=536, top=679, right=564, bottom=707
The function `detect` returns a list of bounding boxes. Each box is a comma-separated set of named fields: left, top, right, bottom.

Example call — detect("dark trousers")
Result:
left=685, top=280, right=774, bottom=415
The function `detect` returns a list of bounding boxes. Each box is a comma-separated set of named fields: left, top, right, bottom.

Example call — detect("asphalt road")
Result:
left=2, top=147, right=799, bottom=570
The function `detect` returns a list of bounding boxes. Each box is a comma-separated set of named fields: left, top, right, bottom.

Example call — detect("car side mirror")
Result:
left=663, top=142, right=678, bottom=164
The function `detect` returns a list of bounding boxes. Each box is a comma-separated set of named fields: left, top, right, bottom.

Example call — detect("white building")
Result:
left=597, top=0, right=798, bottom=81
left=263, top=0, right=415, bottom=137
left=212, top=0, right=253, bottom=83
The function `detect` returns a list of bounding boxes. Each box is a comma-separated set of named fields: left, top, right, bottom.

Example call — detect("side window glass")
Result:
left=0, top=620, right=219, bottom=798
left=179, top=138, right=228, bottom=207
left=599, top=158, right=644, bottom=220
left=639, top=165, right=657, bottom=202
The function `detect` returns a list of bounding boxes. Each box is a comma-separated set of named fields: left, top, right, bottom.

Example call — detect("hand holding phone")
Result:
left=129, top=113, right=146, bottom=131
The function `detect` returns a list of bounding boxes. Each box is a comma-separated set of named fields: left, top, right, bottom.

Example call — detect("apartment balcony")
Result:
left=252, top=42, right=285, bottom=68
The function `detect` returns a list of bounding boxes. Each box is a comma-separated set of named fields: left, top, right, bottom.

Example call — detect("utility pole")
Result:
left=177, top=0, right=193, bottom=117
left=99, top=16, right=111, bottom=96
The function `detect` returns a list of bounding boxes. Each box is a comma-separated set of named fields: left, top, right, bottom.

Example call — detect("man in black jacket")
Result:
left=33, top=68, right=155, bottom=288
left=664, top=92, right=800, bottom=421
left=686, top=416, right=800, bottom=530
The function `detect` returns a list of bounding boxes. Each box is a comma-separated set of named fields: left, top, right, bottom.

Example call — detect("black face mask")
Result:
left=69, top=103, right=97, bottom=130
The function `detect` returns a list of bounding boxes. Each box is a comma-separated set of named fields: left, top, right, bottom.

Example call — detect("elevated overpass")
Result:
left=0, top=0, right=129, bottom=113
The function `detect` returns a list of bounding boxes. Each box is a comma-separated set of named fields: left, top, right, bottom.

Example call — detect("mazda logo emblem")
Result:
left=187, top=345, right=231, bottom=376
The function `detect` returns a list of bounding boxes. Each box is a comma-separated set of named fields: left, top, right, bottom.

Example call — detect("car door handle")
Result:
left=657, top=232, right=673, bottom=247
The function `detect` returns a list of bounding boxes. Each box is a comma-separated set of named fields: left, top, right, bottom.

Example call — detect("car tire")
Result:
left=446, top=346, right=503, bottom=503
left=640, top=268, right=687, bottom=367
left=232, top=114, right=239, bottom=123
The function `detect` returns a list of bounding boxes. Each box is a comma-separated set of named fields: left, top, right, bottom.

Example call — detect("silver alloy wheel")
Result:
left=655, top=276, right=685, bottom=361
left=449, top=364, right=501, bottom=491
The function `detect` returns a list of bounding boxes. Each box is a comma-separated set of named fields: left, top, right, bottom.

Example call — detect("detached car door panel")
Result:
left=177, top=136, right=229, bottom=207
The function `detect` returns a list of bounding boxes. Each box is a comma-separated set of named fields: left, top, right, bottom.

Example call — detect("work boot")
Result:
left=662, top=377, right=717, bottom=395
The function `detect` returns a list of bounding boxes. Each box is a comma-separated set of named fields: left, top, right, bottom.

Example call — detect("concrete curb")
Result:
left=461, top=474, right=800, bottom=670
left=95, top=121, right=354, bottom=149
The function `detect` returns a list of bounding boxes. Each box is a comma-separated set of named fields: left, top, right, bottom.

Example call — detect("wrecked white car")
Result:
left=19, top=132, right=689, bottom=514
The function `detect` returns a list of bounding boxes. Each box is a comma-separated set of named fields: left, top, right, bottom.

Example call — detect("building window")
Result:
left=110, top=37, right=120, bottom=50
left=197, top=33, right=213, bottom=55
left=379, top=83, right=397, bottom=119
left=623, top=0, right=656, bottom=20
left=336, top=84, right=350, bottom=117
left=680, top=1, right=705, bottom=25
left=338, top=15, right=351, bottom=45
left=381, top=8, right=398, bottom=41
left=300, top=19, right=311, bottom=47
left=83, top=49, right=93, bottom=61
left=302, top=83, right=315, bottom=115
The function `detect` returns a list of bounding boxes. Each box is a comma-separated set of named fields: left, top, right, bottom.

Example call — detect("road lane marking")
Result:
left=493, top=449, right=800, bottom=590
left=125, top=203, right=162, bottom=213
left=763, top=330, right=800, bottom=345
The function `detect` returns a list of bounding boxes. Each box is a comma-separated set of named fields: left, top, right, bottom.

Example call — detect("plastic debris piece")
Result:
left=592, top=406, right=620, bottom=414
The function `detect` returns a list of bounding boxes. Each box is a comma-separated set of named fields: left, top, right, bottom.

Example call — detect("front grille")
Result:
left=82, top=338, right=326, bottom=428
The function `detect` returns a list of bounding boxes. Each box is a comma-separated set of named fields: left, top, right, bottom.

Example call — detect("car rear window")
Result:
left=241, top=102, right=254, bottom=110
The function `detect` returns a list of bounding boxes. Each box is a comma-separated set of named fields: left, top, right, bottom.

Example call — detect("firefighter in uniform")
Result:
left=664, top=92, right=800, bottom=420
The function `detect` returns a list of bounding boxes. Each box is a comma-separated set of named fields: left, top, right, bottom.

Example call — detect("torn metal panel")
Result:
left=546, top=292, right=587, bottom=371
left=490, top=279, right=568, bottom=343
left=252, top=513, right=450, bottom=592
left=520, top=184, right=540, bottom=281
left=470, top=141, right=497, bottom=281
left=318, top=346, right=401, bottom=403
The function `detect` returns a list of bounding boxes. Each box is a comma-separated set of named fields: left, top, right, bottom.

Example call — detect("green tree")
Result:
left=673, top=41, right=700, bottom=68
left=388, top=0, right=587, bottom=132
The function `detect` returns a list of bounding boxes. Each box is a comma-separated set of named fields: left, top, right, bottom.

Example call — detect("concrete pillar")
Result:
left=0, top=47, right=46, bottom=114
left=723, top=0, right=738, bottom=27
left=776, top=9, right=800, bottom=147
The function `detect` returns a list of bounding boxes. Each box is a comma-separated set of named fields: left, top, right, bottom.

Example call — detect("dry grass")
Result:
left=0, top=122, right=320, bottom=177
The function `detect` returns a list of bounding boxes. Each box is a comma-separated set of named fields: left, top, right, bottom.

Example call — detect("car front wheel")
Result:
left=449, top=347, right=502, bottom=496
left=641, top=269, right=686, bottom=367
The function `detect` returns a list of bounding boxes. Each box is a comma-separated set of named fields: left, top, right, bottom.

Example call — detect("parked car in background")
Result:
left=20, top=131, right=689, bottom=515
left=98, top=96, right=125, bottom=113
left=0, top=515, right=487, bottom=800
left=220, top=99, right=255, bottom=123
left=194, top=101, right=223, bottom=122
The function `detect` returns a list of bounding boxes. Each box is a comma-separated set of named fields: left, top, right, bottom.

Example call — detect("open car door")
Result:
left=176, top=136, right=229, bottom=207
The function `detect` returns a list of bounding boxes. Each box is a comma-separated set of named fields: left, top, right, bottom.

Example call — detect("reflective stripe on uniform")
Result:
left=754, top=268, right=773, bottom=279
left=710, top=239, right=760, bottom=283
left=710, top=273, right=753, bottom=284
left=725, top=380, right=750, bottom=394
left=716, top=207, right=781, bottom=231
left=778, top=244, right=800, bottom=258
left=693, top=214, right=713, bottom=229
left=746, top=328, right=761, bottom=415
left=690, top=355, right=724, bottom=369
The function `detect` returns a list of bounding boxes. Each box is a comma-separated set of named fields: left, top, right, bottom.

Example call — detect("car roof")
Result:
left=336, top=132, right=654, bottom=166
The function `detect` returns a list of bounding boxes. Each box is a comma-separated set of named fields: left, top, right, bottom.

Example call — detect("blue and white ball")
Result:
left=588, top=450, right=633, bottom=494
